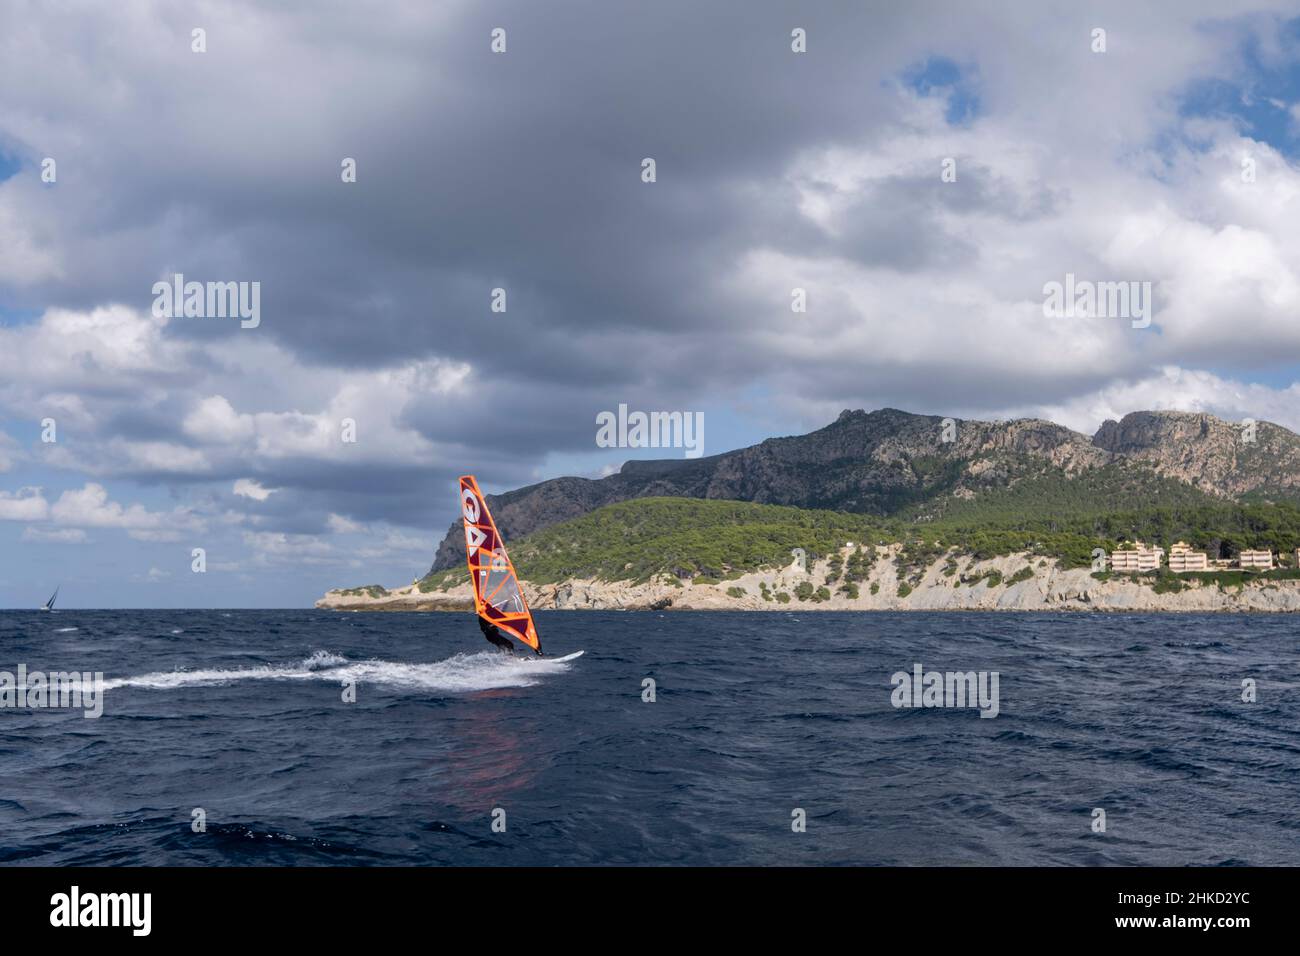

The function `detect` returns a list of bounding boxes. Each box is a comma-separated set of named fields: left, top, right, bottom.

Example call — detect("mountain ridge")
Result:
left=429, top=407, right=1300, bottom=574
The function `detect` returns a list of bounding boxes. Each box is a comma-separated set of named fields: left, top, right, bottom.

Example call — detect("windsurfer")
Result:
left=460, top=475, right=544, bottom=657
left=478, top=615, right=517, bottom=654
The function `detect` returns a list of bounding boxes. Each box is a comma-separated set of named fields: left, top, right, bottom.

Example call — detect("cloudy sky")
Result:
left=3, top=1, right=1300, bottom=607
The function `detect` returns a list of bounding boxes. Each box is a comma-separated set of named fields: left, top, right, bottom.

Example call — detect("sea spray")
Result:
left=101, top=650, right=579, bottom=695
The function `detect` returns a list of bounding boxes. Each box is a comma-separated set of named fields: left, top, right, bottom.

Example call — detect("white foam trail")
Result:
left=54, top=627, right=79, bottom=633
left=102, top=650, right=579, bottom=694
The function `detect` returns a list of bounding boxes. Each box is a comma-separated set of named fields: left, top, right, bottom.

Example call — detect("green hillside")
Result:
left=507, top=497, right=887, bottom=583
left=901, top=463, right=1219, bottom=524
left=418, top=493, right=1300, bottom=587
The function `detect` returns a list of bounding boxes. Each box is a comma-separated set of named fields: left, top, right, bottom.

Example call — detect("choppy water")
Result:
left=0, top=610, right=1296, bottom=865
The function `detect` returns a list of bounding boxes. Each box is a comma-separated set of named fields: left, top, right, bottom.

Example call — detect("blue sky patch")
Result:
left=901, top=56, right=981, bottom=125
left=1178, top=17, right=1300, bottom=156
left=0, top=150, right=21, bottom=183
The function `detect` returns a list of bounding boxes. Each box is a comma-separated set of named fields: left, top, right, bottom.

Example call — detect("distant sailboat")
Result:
left=41, top=586, right=59, bottom=611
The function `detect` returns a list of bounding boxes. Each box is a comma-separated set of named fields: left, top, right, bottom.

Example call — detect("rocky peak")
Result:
left=1091, top=410, right=1300, bottom=496
left=1092, top=410, right=1219, bottom=454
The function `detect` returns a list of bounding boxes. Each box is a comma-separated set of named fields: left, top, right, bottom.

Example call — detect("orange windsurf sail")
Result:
left=458, top=475, right=541, bottom=653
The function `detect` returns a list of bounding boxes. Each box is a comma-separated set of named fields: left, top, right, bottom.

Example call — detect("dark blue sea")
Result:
left=0, top=610, right=1296, bottom=866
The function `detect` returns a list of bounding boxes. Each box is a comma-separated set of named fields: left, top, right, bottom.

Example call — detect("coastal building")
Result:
left=1110, top=543, right=1164, bottom=572
left=1239, top=549, right=1274, bottom=570
left=1293, top=548, right=1300, bottom=568
left=1168, top=542, right=1208, bottom=573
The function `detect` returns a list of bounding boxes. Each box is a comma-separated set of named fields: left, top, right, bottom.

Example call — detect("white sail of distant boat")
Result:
left=41, top=586, right=58, bottom=611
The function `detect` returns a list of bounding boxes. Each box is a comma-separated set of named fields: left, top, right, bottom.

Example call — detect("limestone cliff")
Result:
left=319, top=545, right=1300, bottom=614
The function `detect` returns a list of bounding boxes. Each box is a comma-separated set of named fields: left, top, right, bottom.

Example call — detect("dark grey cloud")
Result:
left=3, top=0, right=1298, bottom=555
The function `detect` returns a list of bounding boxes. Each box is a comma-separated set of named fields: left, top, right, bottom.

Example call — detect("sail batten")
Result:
left=459, top=476, right=541, bottom=653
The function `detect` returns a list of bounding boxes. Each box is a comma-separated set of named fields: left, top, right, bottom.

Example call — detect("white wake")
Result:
left=102, top=649, right=580, bottom=694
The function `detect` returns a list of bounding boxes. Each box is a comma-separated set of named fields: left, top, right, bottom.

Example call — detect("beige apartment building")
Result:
left=1239, top=549, right=1275, bottom=570
left=1168, top=542, right=1209, bottom=573
left=1110, top=543, right=1164, bottom=572
left=1107, top=542, right=1286, bottom=573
